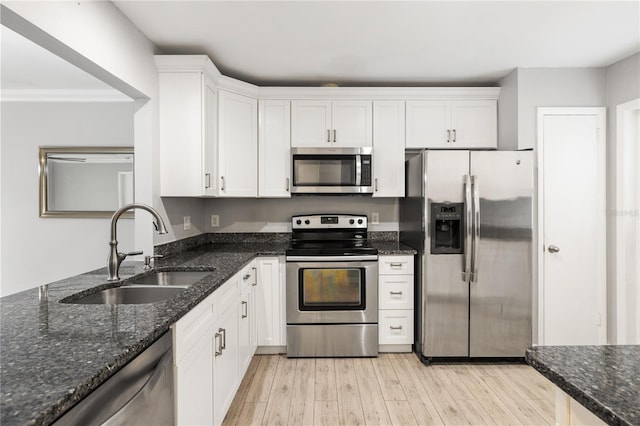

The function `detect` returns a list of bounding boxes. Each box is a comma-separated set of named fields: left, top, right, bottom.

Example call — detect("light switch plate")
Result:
left=371, top=212, right=380, bottom=224
left=183, top=216, right=191, bottom=231
left=211, top=214, right=219, bottom=228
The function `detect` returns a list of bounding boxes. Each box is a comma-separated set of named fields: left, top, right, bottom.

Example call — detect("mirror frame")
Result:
left=39, top=146, right=134, bottom=218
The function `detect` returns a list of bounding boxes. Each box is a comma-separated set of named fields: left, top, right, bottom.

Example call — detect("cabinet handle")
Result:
left=453, top=129, right=457, bottom=143
left=220, top=327, right=226, bottom=350
left=447, top=129, right=451, bottom=143
left=205, top=173, right=211, bottom=189
left=286, top=177, right=290, bottom=192
left=390, top=325, right=403, bottom=330
left=221, top=176, right=225, bottom=192
left=374, top=178, right=379, bottom=192
left=243, top=274, right=251, bottom=280
left=214, top=331, right=222, bottom=356
left=390, top=263, right=403, bottom=268
left=327, top=129, right=331, bottom=143
left=252, top=267, right=257, bottom=286
left=332, top=129, right=336, bottom=143
left=241, top=300, right=248, bottom=318
left=390, top=291, right=403, bottom=296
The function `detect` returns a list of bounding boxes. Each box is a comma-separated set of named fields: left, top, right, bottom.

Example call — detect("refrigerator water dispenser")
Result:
left=430, top=202, right=463, bottom=254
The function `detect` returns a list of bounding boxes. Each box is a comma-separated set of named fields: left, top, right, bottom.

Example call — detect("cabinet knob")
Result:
left=548, top=245, right=560, bottom=253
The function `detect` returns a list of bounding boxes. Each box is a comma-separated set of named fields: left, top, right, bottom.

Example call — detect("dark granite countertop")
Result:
left=0, top=241, right=287, bottom=426
left=0, top=233, right=411, bottom=425
left=526, top=345, right=640, bottom=426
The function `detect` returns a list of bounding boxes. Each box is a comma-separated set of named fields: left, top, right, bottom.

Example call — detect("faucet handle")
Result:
left=127, top=250, right=144, bottom=257
left=143, top=254, right=164, bottom=270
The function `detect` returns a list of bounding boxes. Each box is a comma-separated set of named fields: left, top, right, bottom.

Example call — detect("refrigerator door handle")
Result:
left=463, top=175, right=473, bottom=281
left=471, top=175, right=480, bottom=282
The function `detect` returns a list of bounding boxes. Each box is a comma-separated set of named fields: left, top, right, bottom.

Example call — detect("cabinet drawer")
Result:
left=379, top=275, right=414, bottom=310
left=379, top=310, right=414, bottom=345
left=379, top=255, right=414, bottom=275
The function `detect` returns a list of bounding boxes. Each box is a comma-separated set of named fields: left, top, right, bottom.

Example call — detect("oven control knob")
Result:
left=357, top=219, right=363, bottom=224
left=304, top=219, right=310, bottom=225
left=349, top=219, right=355, bottom=225
left=296, top=219, right=302, bottom=225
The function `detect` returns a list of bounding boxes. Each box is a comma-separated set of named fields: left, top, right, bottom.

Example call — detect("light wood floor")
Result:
left=222, top=353, right=556, bottom=426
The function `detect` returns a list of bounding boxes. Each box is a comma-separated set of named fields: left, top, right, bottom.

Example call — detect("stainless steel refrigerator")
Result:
left=400, top=150, right=533, bottom=360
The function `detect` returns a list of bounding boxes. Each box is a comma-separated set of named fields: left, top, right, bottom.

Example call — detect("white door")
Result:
left=405, top=100, right=449, bottom=148
left=372, top=100, right=405, bottom=197
left=218, top=90, right=258, bottom=197
left=332, top=100, right=373, bottom=147
left=538, top=107, right=606, bottom=346
left=291, top=100, right=332, bottom=147
left=450, top=100, right=497, bottom=149
left=258, top=100, right=291, bottom=197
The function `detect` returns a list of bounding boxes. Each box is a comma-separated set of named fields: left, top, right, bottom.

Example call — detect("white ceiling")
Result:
left=114, top=0, right=640, bottom=86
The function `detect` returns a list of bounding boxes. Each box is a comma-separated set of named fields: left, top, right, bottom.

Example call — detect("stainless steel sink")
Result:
left=64, top=270, right=213, bottom=305
left=130, top=271, right=212, bottom=287
left=71, top=286, right=187, bottom=304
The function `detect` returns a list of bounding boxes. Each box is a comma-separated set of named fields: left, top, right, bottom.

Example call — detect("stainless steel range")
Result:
left=286, top=214, right=379, bottom=357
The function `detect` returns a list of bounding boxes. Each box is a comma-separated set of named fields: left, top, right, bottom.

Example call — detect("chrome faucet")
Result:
left=107, top=203, right=168, bottom=281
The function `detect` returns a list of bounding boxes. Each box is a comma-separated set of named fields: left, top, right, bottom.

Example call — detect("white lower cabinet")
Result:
left=255, top=257, right=286, bottom=352
left=213, top=302, right=240, bottom=426
left=174, top=329, right=215, bottom=425
left=173, top=260, right=259, bottom=426
left=378, top=255, right=415, bottom=352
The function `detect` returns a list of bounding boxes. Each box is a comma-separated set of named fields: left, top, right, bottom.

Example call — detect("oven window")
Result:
left=299, top=268, right=365, bottom=310
left=293, top=155, right=356, bottom=186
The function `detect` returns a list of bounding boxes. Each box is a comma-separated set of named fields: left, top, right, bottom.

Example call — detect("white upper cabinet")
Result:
left=406, top=99, right=497, bottom=149
left=372, top=101, right=405, bottom=197
left=218, top=90, right=258, bottom=197
left=157, top=70, right=218, bottom=196
left=291, top=100, right=372, bottom=147
left=258, top=100, right=291, bottom=197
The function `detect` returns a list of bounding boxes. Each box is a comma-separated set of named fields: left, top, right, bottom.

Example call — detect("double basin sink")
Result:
left=64, top=271, right=213, bottom=305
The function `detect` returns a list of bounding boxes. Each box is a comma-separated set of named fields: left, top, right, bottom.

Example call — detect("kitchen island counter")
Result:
left=526, top=345, right=640, bottom=426
left=0, top=241, right=287, bottom=426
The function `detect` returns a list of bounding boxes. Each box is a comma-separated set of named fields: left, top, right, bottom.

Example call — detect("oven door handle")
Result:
left=286, top=255, right=379, bottom=262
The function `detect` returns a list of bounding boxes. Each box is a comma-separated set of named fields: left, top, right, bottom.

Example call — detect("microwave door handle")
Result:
left=355, top=154, right=362, bottom=186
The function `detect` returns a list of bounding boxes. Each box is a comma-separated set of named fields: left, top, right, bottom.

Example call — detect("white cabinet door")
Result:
left=213, top=304, right=240, bottom=426
left=379, top=275, right=413, bottom=310
left=218, top=90, right=258, bottom=197
left=175, top=332, right=214, bottom=425
left=291, top=100, right=372, bottom=147
left=405, top=100, right=449, bottom=148
left=255, top=257, right=283, bottom=346
left=291, top=100, right=332, bottom=147
left=258, top=100, right=291, bottom=197
left=373, top=100, right=405, bottom=197
left=332, top=100, right=373, bottom=147
left=158, top=72, right=217, bottom=196
left=450, top=100, right=497, bottom=149
left=238, top=284, right=254, bottom=377
left=406, top=99, right=497, bottom=149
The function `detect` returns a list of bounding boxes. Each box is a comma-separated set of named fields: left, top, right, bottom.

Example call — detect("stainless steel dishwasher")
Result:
left=54, top=332, right=174, bottom=425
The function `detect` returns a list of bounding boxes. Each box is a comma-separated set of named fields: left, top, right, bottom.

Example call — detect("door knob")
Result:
left=548, top=245, right=560, bottom=253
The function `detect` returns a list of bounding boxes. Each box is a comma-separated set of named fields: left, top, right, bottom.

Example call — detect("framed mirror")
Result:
left=39, top=147, right=134, bottom=218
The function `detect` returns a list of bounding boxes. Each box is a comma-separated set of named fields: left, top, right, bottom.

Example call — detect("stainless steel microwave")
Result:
left=291, top=147, right=373, bottom=194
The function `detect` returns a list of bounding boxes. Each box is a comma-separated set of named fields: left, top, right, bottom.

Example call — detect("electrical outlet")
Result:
left=371, top=212, right=380, bottom=224
left=211, top=214, right=219, bottom=228
left=183, top=216, right=191, bottom=231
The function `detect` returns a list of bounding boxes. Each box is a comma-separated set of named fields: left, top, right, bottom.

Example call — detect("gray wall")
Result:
left=605, top=52, right=640, bottom=343
left=498, top=68, right=607, bottom=150
left=205, top=197, right=398, bottom=232
left=1, top=101, right=135, bottom=296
